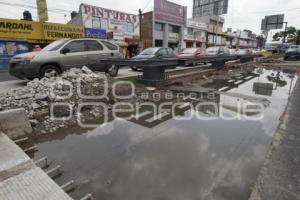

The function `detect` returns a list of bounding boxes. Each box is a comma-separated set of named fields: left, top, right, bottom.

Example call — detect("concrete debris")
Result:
left=0, top=67, right=112, bottom=134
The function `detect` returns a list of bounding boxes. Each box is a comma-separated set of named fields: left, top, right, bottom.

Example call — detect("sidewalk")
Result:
left=0, top=132, right=73, bottom=200
left=250, top=78, right=300, bottom=200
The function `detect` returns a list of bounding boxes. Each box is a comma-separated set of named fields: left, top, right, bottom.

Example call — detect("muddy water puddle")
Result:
left=29, top=68, right=297, bottom=200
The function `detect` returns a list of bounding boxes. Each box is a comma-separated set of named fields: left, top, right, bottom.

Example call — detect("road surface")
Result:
left=0, top=68, right=140, bottom=94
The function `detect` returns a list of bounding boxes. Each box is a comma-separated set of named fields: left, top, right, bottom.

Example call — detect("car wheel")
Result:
left=107, top=64, right=119, bottom=77
left=40, top=65, right=61, bottom=78
left=131, top=66, right=139, bottom=71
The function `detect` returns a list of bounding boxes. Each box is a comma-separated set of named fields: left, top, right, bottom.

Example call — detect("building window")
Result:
left=127, top=23, right=134, bottom=33
left=168, top=25, right=179, bottom=33
left=100, top=18, right=108, bottom=30
left=92, top=17, right=100, bottom=29
left=188, top=28, right=194, bottom=35
left=155, top=23, right=163, bottom=31
left=155, top=40, right=163, bottom=47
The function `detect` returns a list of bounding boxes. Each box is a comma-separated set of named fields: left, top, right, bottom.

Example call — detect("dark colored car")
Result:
left=206, top=46, right=231, bottom=56
left=130, top=47, right=177, bottom=71
left=284, top=46, right=300, bottom=60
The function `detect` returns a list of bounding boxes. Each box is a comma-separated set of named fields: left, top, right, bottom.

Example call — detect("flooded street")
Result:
left=30, top=68, right=297, bottom=200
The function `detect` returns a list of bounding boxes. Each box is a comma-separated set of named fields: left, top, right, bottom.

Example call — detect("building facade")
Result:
left=69, top=3, right=140, bottom=57
left=141, top=0, right=187, bottom=52
left=195, top=15, right=226, bottom=46
left=226, top=29, right=258, bottom=48
left=183, top=19, right=207, bottom=48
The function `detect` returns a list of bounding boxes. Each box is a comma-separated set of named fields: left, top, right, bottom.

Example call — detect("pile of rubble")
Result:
left=0, top=67, right=112, bottom=134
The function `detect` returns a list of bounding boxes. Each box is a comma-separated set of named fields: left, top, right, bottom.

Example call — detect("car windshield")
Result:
left=287, top=48, right=299, bottom=52
left=206, top=47, right=219, bottom=53
left=41, top=39, right=69, bottom=52
left=181, top=48, right=198, bottom=54
left=140, top=48, right=159, bottom=55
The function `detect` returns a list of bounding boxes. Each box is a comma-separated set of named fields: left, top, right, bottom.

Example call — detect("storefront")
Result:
left=141, top=0, right=187, bottom=52
left=154, top=0, right=187, bottom=52
left=184, top=19, right=207, bottom=49
left=74, top=3, right=140, bottom=58
left=0, top=17, right=85, bottom=69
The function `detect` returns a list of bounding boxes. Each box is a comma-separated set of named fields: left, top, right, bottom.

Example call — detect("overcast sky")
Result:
left=0, top=0, right=300, bottom=37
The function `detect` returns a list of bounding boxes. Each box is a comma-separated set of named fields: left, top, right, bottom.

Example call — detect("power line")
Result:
left=0, top=1, right=73, bottom=14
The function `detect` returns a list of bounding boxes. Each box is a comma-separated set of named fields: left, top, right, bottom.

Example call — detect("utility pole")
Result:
left=138, top=9, right=143, bottom=49
left=282, top=22, right=288, bottom=43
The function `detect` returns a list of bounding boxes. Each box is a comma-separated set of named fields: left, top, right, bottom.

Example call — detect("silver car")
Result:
left=9, top=38, right=122, bottom=79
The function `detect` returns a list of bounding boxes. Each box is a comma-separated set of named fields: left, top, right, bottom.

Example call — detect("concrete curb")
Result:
left=249, top=77, right=300, bottom=200
left=0, top=108, right=32, bottom=139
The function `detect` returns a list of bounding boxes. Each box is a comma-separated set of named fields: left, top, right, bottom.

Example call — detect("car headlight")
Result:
left=22, top=55, right=35, bottom=65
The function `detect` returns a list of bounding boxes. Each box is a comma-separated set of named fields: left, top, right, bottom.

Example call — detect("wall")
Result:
left=0, top=17, right=85, bottom=42
left=141, top=12, right=153, bottom=48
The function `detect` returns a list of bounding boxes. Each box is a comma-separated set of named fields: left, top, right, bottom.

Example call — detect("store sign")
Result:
left=168, top=33, right=179, bottom=40
left=43, top=22, right=85, bottom=40
left=82, top=4, right=137, bottom=23
left=85, top=28, right=106, bottom=39
left=81, top=4, right=139, bottom=36
left=0, top=18, right=43, bottom=40
left=36, top=0, right=48, bottom=22
left=154, top=0, right=187, bottom=25
left=186, top=20, right=207, bottom=31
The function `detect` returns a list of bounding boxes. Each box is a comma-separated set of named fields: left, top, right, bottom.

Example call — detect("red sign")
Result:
left=154, top=0, right=187, bottom=25
left=82, top=4, right=137, bottom=23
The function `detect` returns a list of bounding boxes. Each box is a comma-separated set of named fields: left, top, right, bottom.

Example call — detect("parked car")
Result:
left=177, top=48, right=207, bottom=66
left=256, top=49, right=273, bottom=58
left=177, top=48, right=207, bottom=58
left=284, top=46, right=300, bottom=60
left=130, top=47, right=177, bottom=71
left=9, top=38, right=122, bottom=79
left=206, top=46, right=231, bottom=56
left=229, top=48, right=237, bottom=55
left=236, top=49, right=253, bottom=55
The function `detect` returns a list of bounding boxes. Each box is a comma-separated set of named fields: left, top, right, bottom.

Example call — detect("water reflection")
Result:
left=30, top=68, right=297, bottom=200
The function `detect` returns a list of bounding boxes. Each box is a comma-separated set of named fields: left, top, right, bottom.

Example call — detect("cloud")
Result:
left=0, top=0, right=299, bottom=36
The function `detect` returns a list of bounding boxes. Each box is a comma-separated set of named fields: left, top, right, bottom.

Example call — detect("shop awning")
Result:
left=125, top=37, right=140, bottom=46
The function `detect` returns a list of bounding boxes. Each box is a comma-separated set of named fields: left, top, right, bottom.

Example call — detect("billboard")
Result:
left=43, top=22, right=85, bottom=40
left=154, top=0, right=187, bottom=25
left=80, top=4, right=139, bottom=38
left=0, top=18, right=44, bottom=40
left=0, top=40, right=29, bottom=69
left=261, top=14, right=284, bottom=31
left=193, top=0, right=228, bottom=18
left=186, top=19, right=208, bottom=31
left=36, top=0, right=48, bottom=22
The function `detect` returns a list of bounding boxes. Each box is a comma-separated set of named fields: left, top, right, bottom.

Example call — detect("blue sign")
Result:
left=0, top=40, right=29, bottom=69
left=85, top=28, right=107, bottom=39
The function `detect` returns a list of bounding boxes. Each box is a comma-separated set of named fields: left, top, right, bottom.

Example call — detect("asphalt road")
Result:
left=0, top=67, right=140, bottom=94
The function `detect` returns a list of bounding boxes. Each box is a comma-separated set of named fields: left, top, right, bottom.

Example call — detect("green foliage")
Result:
left=272, top=26, right=298, bottom=43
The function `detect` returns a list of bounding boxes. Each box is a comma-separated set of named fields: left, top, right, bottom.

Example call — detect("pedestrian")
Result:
left=32, top=45, right=42, bottom=52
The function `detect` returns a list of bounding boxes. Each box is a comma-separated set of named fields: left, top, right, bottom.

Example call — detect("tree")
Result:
left=272, top=26, right=298, bottom=43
